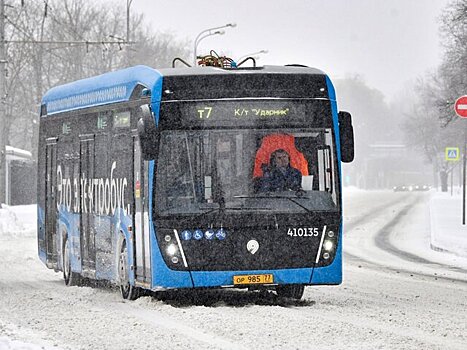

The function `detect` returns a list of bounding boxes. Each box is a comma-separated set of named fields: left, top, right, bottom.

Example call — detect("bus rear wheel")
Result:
left=275, top=284, right=305, bottom=300
left=118, top=240, right=140, bottom=300
left=63, top=238, right=81, bottom=286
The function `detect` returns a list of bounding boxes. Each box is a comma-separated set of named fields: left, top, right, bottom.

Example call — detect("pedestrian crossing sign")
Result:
left=445, top=147, right=460, bottom=161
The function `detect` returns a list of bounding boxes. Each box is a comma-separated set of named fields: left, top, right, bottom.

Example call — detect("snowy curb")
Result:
left=429, top=192, right=467, bottom=258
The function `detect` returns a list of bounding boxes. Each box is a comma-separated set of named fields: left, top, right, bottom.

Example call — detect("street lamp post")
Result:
left=126, top=0, right=133, bottom=42
left=193, top=23, right=236, bottom=65
left=126, top=0, right=133, bottom=66
left=195, top=30, right=225, bottom=62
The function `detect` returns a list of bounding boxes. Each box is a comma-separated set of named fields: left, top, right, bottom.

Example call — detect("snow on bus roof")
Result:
left=41, top=65, right=163, bottom=115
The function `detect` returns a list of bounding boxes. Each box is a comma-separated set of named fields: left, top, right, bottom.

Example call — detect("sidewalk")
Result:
left=430, top=191, right=467, bottom=258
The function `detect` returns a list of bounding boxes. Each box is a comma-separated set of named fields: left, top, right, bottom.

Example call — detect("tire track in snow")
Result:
left=343, top=193, right=411, bottom=233
left=373, top=201, right=467, bottom=274
left=344, top=194, right=467, bottom=284
left=345, top=251, right=467, bottom=285
left=374, top=203, right=467, bottom=273
left=114, top=302, right=247, bottom=350
left=287, top=303, right=467, bottom=350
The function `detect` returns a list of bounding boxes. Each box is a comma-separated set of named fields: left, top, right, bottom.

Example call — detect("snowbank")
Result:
left=0, top=321, right=60, bottom=350
left=0, top=337, right=53, bottom=350
left=0, top=205, right=36, bottom=238
left=430, top=192, right=467, bottom=258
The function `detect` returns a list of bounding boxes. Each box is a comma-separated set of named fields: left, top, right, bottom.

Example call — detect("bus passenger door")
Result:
left=133, top=137, right=150, bottom=284
left=44, top=138, right=58, bottom=268
left=79, top=135, right=96, bottom=276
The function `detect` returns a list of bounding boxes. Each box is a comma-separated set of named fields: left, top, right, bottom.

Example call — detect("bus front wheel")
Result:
left=63, top=238, right=81, bottom=286
left=118, top=240, right=140, bottom=300
left=275, top=284, right=305, bottom=300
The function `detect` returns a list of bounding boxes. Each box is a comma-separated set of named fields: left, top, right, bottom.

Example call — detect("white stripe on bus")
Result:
left=315, top=225, right=327, bottom=264
left=174, top=229, right=188, bottom=268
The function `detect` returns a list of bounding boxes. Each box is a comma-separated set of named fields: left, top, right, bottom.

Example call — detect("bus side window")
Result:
left=95, top=134, right=108, bottom=178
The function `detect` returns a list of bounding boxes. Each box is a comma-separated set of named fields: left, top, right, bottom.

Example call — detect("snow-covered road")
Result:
left=1, top=191, right=466, bottom=350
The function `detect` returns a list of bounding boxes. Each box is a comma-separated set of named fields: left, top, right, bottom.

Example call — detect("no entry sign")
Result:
left=455, top=95, right=467, bottom=118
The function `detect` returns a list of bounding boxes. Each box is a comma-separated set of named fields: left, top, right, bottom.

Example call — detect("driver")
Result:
left=258, top=149, right=302, bottom=192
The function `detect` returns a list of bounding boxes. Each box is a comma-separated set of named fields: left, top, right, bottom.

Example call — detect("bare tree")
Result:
left=399, top=0, right=466, bottom=172
left=437, top=0, right=467, bottom=125
left=3, top=0, right=190, bottom=154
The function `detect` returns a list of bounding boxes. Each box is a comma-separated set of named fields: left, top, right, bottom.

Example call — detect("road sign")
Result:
left=445, top=147, right=460, bottom=161
left=455, top=95, right=467, bottom=118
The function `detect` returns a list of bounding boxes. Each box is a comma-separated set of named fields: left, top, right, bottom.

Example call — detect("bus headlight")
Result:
left=323, top=240, right=334, bottom=251
left=158, top=229, right=187, bottom=267
left=317, top=228, right=338, bottom=265
left=166, top=244, right=177, bottom=256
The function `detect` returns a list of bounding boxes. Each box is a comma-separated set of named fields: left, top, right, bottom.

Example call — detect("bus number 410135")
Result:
left=287, top=227, right=320, bottom=237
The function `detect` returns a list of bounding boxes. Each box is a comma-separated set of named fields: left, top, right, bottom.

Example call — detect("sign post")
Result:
left=446, top=147, right=460, bottom=196
left=463, top=128, right=466, bottom=225
left=454, top=96, right=467, bottom=225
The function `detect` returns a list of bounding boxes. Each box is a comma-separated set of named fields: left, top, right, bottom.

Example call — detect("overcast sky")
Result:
left=132, top=0, right=450, bottom=101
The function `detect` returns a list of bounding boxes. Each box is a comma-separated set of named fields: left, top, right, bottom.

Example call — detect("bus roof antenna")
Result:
left=172, top=57, right=192, bottom=68
left=237, top=57, right=256, bottom=67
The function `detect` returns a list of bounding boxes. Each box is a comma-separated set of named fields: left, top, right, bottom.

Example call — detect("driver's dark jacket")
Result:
left=258, top=165, right=302, bottom=192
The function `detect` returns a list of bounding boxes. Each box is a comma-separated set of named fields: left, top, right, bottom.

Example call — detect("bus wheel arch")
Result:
left=117, top=232, right=140, bottom=300
left=62, top=234, right=81, bottom=286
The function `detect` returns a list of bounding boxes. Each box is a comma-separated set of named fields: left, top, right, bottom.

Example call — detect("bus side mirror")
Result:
left=137, top=104, right=159, bottom=160
left=338, top=111, right=354, bottom=163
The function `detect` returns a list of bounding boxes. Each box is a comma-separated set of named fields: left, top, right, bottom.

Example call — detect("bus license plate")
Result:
left=233, top=274, right=274, bottom=285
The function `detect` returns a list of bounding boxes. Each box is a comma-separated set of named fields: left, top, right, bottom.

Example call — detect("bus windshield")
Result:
left=155, top=128, right=338, bottom=216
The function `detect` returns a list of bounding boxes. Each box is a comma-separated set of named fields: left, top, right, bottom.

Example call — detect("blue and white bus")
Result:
left=37, top=63, right=354, bottom=300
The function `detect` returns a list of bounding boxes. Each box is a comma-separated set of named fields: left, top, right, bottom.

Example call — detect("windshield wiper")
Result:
left=196, top=205, right=221, bottom=217
left=283, top=197, right=311, bottom=213
left=195, top=205, right=271, bottom=218
left=234, top=194, right=312, bottom=213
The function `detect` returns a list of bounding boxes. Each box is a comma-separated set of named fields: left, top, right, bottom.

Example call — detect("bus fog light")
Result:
left=166, top=244, right=177, bottom=255
left=327, top=231, right=334, bottom=238
left=323, top=240, right=333, bottom=251
left=323, top=252, right=330, bottom=259
left=171, top=256, right=179, bottom=264
left=164, top=235, right=171, bottom=242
